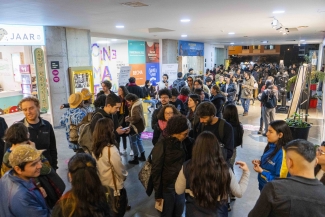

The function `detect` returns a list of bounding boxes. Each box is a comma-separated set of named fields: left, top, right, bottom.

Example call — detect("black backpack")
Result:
left=264, top=91, right=277, bottom=108
left=172, top=79, right=185, bottom=92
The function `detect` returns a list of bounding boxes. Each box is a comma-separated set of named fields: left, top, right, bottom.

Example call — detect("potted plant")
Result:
left=285, top=112, right=311, bottom=140
left=309, top=94, right=318, bottom=108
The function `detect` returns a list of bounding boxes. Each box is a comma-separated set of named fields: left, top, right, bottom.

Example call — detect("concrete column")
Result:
left=162, top=39, right=178, bottom=64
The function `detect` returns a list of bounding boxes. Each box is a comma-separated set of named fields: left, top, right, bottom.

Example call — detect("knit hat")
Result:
left=81, top=88, right=92, bottom=100
left=69, top=92, right=83, bottom=108
left=9, top=145, right=44, bottom=167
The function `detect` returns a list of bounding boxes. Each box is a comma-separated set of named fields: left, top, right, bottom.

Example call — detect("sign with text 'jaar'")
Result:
left=0, top=24, right=45, bottom=45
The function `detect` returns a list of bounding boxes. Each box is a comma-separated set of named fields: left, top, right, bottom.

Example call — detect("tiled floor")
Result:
left=2, top=101, right=323, bottom=217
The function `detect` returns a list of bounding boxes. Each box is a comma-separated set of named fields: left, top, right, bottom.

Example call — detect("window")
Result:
left=264, top=45, right=274, bottom=50
left=242, top=46, right=249, bottom=50
left=253, top=45, right=260, bottom=50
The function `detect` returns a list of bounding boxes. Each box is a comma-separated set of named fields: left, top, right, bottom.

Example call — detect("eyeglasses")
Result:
left=317, top=148, right=325, bottom=155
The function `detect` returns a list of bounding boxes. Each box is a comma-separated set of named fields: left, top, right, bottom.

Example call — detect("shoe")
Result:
left=128, top=156, right=139, bottom=164
left=262, top=133, right=267, bottom=137
left=122, top=149, right=127, bottom=154
left=258, top=129, right=263, bottom=134
left=130, top=150, right=134, bottom=156
left=236, top=102, right=241, bottom=105
left=228, top=203, right=231, bottom=212
left=243, top=112, right=248, bottom=116
left=138, top=152, right=146, bottom=161
left=230, top=195, right=236, bottom=201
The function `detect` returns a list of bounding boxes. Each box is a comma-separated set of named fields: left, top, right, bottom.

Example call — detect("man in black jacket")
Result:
left=126, top=77, right=144, bottom=98
left=194, top=102, right=233, bottom=161
left=15, top=97, right=58, bottom=169
left=249, top=139, right=325, bottom=217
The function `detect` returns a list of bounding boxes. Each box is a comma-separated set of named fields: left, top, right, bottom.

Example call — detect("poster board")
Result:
left=68, top=67, right=94, bottom=99
left=118, top=66, right=131, bottom=86
left=161, top=64, right=178, bottom=83
left=287, top=65, right=308, bottom=118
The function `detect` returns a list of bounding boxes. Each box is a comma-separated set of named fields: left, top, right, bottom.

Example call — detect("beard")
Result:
left=203, top=117, right=213, bottom=126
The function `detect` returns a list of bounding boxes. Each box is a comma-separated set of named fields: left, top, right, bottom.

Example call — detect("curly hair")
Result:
left=3, top=122, right=29, bottom=144
left=18, top=96, right=40, bottom=109
left=171, top=88, right=179, bottom=97
left=166, top=115, right=189, bottom=135
left=157, top=104, right=180, bottom=121
left=158, top=89, right=172, bottom=98
left=180, top=86, right=190, bottom=96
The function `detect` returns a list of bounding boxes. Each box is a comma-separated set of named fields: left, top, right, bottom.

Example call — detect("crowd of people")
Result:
left=0, top=62, right=325, bottom=217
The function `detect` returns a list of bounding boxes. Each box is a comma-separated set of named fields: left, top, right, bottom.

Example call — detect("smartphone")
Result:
left=122, top=127, right=130, bottom=131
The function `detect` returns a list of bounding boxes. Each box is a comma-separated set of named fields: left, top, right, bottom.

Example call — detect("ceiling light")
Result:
left=112, top=39, right=118, bottom=41
left=228, top=32, right=235, bottom=35
left=180, top=19, right=190, bottom=22
left=283, top=32, right=287, bottom=35
left=273, top=11, right=285, bottom=14
left=116, top=25, right=124, bottom=29
left=181, top=34, right=187, bottom=37
left=262, top=41, right=268, bottom=43
left=300, top=39, right=305, bottom=41
left=230, top=42, right=234, bottom=45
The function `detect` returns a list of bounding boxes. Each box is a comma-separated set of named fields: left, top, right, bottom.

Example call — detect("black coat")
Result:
left=127, top=84, right=144, bottom=98
left=220, top=83, right=237, bottom=102
left=151, top=136, right=194, bottom=199
left=210, top=93, right=226, bottom=118
left=0, top=117, right=8, bottom=165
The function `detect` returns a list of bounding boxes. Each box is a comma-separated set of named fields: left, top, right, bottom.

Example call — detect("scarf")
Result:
left=158, top=120, right=168, bottom=131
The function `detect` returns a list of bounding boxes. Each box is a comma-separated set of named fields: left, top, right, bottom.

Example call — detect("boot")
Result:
left=128, top=156, right=139, bottom=164
left=138, top=152, right=146, bottom=161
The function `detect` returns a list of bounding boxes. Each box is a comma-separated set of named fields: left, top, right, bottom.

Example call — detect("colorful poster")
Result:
left=178, top=41, right=204, bottom=56
left=129, top=64, right=146, bottom=85
left=146, top=63, right=160, bottom=83
left=146, top=42, right=159, bottom=63
left=34, top=48, right=48, bottom=112
left=128, top=40, right=146, bottom=64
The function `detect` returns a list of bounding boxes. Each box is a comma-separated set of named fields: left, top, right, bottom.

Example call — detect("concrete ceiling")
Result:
left=1, top=0, right=325, bottom=45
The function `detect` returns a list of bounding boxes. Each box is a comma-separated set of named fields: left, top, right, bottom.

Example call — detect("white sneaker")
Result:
left=130, top=150, right=134, bottom=156
left=122, top=149, right=127, bottom=154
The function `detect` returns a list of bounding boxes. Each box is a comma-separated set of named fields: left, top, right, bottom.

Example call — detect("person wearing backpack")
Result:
left=172, top=72, right=186, bottom=92
left=260, top=80, right=277, bottom=137
left=60, top=93, right=87, bottom=151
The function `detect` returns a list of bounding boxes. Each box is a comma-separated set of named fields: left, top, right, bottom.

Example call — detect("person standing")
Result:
left=0, top=145, right=50, bottom=217
left=221, top=74, right=237, bottom=104
left=260, top=81, right=277, bottom=136
left=126, top=77, right=144, bottom=98
left=249, top=139, right=325, bottom=217
left=172, top=72, right=186, bottom=92
left=143, top=80, right=158, bottom=111
left=125, top=93, right=146, bottom=164
left=16, top=97, right=58, bottom=170
left=170, top=88, right=186, bottom=115
left=186, top=76, right=195, bottom=93
left=251, top=120, right=292, bottom=191
left=240, top=71, right=254, bottom=116
left=0, top=116, right=8, bottom=165
left=315, top=141, right=325, bottom=185
left=158, top=74, right=170, bottom=90
left=101, top=80, right=115, bottom=96
left=151, top=89, right=172, bottom=130
left=210, top=85, right=226, bottom=118
left=117, top=86, right=130, bottom=154
left=183, top=68, right=194, bottom=81
left=194, top=102, right=234, bottom=162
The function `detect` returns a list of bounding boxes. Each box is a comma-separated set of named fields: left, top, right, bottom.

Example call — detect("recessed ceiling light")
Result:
left=262, top=41, right=268, bottom=43
left=228, top=32, right=235, bottom=35
left=273, top=11, right=285, bottom=14
left=300, top=39, right=305, bottom=41
left=180, top=19, right=190, bottom=22
left=230, top=42, right=234, bottom=45
left=116, top=25, right=124, bottom=29
left=181, top=34, right=187, bottom=37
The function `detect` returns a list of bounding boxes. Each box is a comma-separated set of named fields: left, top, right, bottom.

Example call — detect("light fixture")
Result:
left=112, top=39, right=118, bottom=41
left=262, top=41, right=268, bottom=43
left=271, top=19, right=278, bottom=27
left=273, top=11, right=285, bottom=14
left=116, top=25, right=124, bottom=29
left=228, top=32, right=235, bottom=35
left=300, top=39, right=305, bottom=41
left=283, top=32, right=287, bottom=35
left=180, top=19, right=190, bottom=22
left=181, top=34, right=187, bottom=37
left=230, top=42, right=234, bottom=45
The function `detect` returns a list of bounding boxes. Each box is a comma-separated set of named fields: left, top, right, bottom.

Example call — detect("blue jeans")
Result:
left=130, top=133, right=144, bottom=156
left=241, top=98, right=250, bottom=113
left=143, top=99, right=158, bottom=108
left=161, top=187, right=185, bottom=217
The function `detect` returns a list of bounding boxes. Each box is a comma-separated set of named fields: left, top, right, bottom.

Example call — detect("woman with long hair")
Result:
left=252, top=120, right=293, bottom=190
left=186, top=94, right=201, bottom=131
left=175, top=131, right=250, bottom=217
left=117, top=86, right=130, bottom=154
left=52, top=153, right=110, bottom=217
left=152, top=104, right=181, bottom=145
left=92, top=118, right=128, bottom=217
left=222, top=104, right=244, bottom=168
left=152, top=115, right=194, bottom=217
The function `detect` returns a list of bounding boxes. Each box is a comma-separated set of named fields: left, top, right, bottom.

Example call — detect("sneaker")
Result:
left=130, top=150, right=134, bottom=156
left=228, top=203, right=231, bottom=212
left=230, top=195, right=236, bottom=201
left=243, top=112, right=248, bottom=116
left=128, top=156, right=139, bottom=164
left=122, top=149, right=127, bottom=154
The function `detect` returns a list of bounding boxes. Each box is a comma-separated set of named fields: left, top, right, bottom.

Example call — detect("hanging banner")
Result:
left=34, top=48, right=48, bottom=112
left=118, top=66, right=131, bottom=86
left=178, top=41, right=204, bottom=56
left=161, top=64, right=178, bottom=83
left=146, top=42, right=159, bottom=63
left=128, top=40, right=146, bottom=64
left=146, top=63, right=160, bottom=83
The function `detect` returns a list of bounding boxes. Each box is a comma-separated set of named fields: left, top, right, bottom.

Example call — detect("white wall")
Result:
left=204, top=43, right=215, bottom=72
left=0, top=46, right=30, bottom=91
